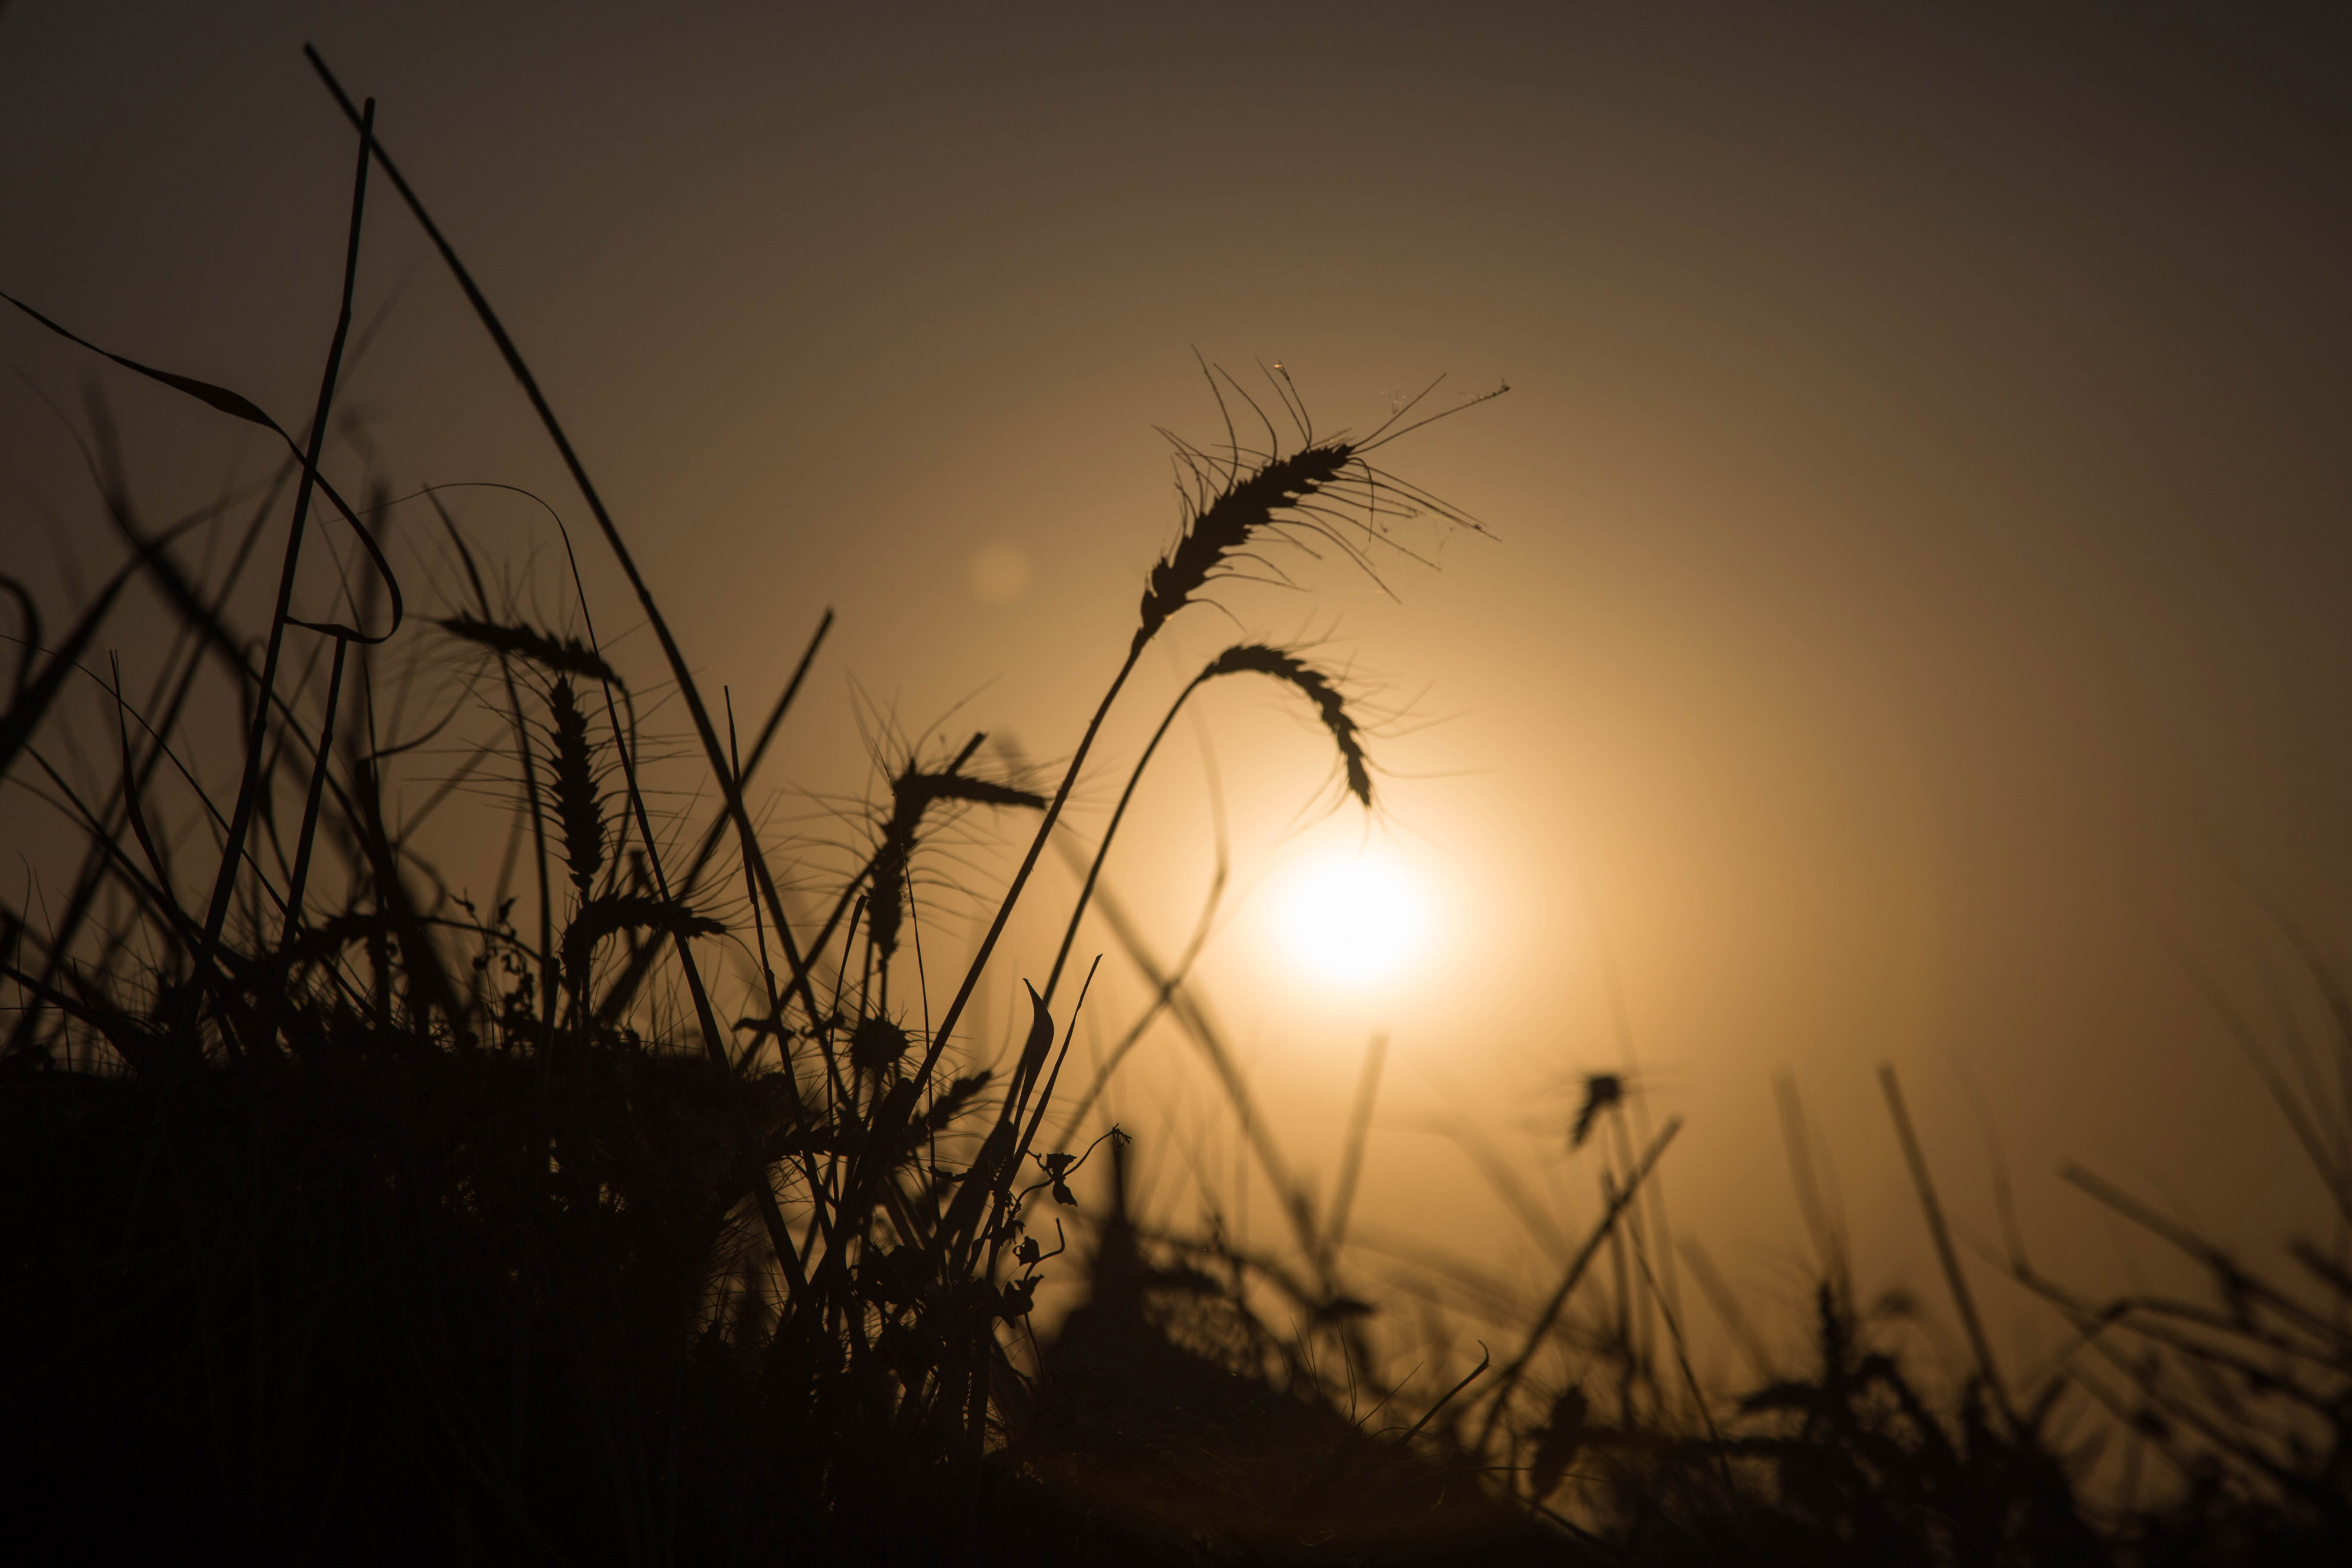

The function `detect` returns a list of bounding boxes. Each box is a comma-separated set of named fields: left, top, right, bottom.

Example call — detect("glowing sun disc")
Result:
left=1279, top=857, right=1429, bottom=984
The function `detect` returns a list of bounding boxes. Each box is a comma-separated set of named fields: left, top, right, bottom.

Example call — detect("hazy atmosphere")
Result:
left=6, top=3, right=2351, bottom=1561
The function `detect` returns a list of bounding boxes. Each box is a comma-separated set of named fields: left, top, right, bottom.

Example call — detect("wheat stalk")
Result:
left=1043, top=641, right=1373, bottom=1004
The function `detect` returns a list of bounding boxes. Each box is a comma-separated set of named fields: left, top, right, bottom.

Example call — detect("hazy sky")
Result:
left=6, top=1, right=2351, bottom=1374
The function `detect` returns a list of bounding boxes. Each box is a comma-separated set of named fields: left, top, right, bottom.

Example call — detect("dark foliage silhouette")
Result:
left=2, top=44, right=2348, bottom=1568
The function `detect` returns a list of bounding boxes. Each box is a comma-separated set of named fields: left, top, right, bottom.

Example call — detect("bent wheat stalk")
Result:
left=905, top=436, right=1380, bottom=1109
left=1041, top=642, right=1371, bottom=1008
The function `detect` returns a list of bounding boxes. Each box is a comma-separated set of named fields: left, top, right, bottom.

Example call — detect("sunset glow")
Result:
left=1278, top=854, right=1430, bottom=985
left=6, top=8, right=2350, bottom=1556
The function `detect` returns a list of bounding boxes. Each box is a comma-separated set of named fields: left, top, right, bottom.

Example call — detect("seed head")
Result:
left=1199, top=643, right=1372, bottom=807
left=546, top=676, right=606, bottom=900
left=868, top=768, right=1049, bottom=963
left=1571, top=1072, right=1625, bottom=1151
left=1137, top=442, right=1355, bottom=650
left=437, top=614, right=620, bottom=687
left=558, top=894, right=722, bottom=985
left=849, top=1014, right=912, bottom=1076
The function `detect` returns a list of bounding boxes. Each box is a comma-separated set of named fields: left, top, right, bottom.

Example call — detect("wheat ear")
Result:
left=1044, top=641, right=1372, bottom=1004
left=544, top=676, right=605, bottom=902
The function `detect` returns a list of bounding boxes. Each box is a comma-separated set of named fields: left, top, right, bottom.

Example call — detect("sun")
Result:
left=1278, top=854, right=1431, bottom=985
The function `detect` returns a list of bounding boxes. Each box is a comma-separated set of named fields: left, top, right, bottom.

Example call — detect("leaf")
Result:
left=1013, top=981, right=1054, bottom=1099
left=2, top=289, right=279, bottom=427
left=0, top=289, right=405, bottom=644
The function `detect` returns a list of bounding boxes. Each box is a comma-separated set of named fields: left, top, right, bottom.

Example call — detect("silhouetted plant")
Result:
left=0, top=49, right=1499, bottom=1568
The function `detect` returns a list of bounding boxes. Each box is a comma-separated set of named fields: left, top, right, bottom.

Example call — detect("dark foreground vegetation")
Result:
left=5, top=51, right=2350, bottom=1566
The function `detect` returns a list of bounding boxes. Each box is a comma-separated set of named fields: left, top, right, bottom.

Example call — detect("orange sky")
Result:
left=6, top=1, right=2352, bottom=1383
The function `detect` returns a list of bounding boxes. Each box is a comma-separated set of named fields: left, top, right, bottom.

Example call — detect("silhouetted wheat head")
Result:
left=1138, top=441, right=1359, bottom=646
left=437, top=611, right=621, bottom=687
left=866, top=765, right=1048, bottom=968
left=545, top=674, right=609, bottom=902
left=1200, top=643, right=1371, bottom=807
left=1134, top=368, right=1499, bottom=653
